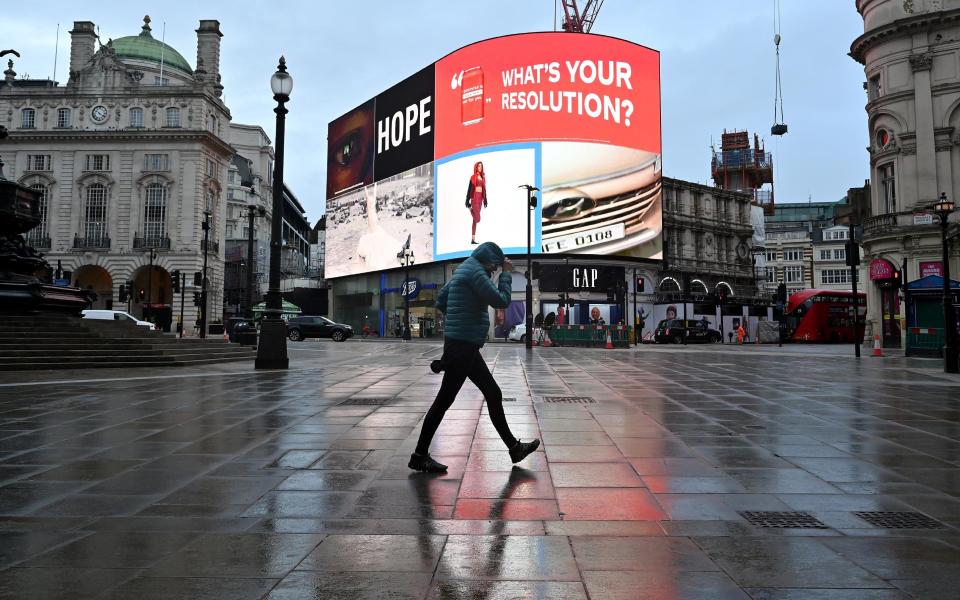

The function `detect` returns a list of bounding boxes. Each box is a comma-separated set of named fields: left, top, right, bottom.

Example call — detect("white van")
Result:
left=81, top=310, right=157, bottom=331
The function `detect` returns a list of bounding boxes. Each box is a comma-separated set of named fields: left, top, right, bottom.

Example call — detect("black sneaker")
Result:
left=509, top=439, right=540, bottom=464
left=430, top=360, right=444, bottom=374
left=408, top=452, right=448, bottom=473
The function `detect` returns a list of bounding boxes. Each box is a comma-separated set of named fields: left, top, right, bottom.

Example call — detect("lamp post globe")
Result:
left=934, top=192, right=958, bottom=374
left=256, top=56, right=292, bottom=370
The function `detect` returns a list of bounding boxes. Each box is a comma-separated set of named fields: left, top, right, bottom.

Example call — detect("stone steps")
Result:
left=0, top=314, right=256, bottom=370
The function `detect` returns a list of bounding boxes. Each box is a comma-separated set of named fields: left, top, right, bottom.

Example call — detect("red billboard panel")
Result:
left=435, top=33, right=660, bottom=159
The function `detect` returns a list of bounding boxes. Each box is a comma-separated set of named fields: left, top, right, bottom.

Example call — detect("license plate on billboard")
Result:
left=542, top=223, right=625, bottom=254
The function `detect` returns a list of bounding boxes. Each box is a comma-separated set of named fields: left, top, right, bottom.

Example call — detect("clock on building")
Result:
left=91, top=105, right=109, bottom=123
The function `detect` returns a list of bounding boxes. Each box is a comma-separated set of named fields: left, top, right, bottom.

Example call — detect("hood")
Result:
left=474, top=161, right=484, bottom=175
left=471, top=241, right=504, bottom=266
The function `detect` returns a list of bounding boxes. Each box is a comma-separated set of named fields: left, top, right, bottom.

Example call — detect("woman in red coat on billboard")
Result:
left=465, top=161, right=487, bottom=245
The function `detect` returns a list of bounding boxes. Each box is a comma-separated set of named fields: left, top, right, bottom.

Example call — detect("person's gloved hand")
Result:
left=502, top=258, right=514, bottom=272
left=483, top=199, right=488, bottom=208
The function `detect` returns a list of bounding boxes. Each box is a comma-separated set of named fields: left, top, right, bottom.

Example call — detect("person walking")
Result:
left=410, top=241, right=539, bottom=473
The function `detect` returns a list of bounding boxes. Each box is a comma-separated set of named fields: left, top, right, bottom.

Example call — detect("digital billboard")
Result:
left=325, top=32, right=661, bottom=277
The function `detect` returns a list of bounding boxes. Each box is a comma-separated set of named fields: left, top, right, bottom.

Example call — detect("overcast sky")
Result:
left=3, top=1, right=867, bottom=223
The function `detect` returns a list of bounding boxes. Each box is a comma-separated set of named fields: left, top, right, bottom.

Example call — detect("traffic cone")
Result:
left=605, top=329, right=614, bottom=349
left=871, top=334, right=883, bottom=357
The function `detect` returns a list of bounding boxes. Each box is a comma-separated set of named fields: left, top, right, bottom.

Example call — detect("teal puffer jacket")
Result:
left=437, top=242, right=511, bottom=346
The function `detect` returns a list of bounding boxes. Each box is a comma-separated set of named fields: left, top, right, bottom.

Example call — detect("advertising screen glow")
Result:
left=325, top=32, right=661, bottom=279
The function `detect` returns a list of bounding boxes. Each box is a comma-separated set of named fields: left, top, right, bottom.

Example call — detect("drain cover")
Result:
left=338, top=397, right=394, bottom=406
left=738, top=511, right=829, bottom=529
left=502, top=397, right=518, bottom=402
left=540, top=396, right=597, bottom=404
left=853, top=511, right=944, bottom=529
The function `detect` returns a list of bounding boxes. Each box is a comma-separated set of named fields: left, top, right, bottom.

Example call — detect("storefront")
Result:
left=329, top=256, right=659, bottom=341
left=869, top=258, right=902, bottom=348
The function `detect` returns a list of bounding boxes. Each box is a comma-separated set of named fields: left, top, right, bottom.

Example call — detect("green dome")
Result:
left=111, top=17, right=192, bottom=74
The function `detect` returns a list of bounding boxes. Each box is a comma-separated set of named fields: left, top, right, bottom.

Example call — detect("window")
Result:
left=206, top=159, right=216, bottom=177
left=824, top=230, right=847, bottom=241
left=85, top=154, right=110, bottom=171
left=880, top=163, right=896, bottom=214
left=834, top=248, right=846, bottom=261
left=130, top=107, right=144, bottom=128
left=765, top=250, right=778, bottom=262
left=785, top=266, right=803, bottom=283
left=142, top=183, right=167, bottom=241
left=165, top=107, right=180, bottom=128
left=26, top=183, right=49, bottom=243
left=20, top=108, right=35, bottom=128
left=784, top=248, right=803, bottom=262
left=154, top=76, right=169, bottom=86
left=765, top=269, right=776, bottom=283
left=27, top=155, right=51, bottom=171
left=207, top=114, right=217, bottom=133
left=144, top=153, right=169, bottom=171
left=228, top=170, right=236, bottom=184
left=56, top=108, right=71, bottom=128
left=821, top=269, right=851, bottom=285
left=226, top=223, right=235, bottom=238
left=868, top=74, right=880, bottom=102
left=83, top=184, right=107, bottom=241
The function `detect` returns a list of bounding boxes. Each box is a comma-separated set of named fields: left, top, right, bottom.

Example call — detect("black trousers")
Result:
left=415, top=339, right=517, bottom=455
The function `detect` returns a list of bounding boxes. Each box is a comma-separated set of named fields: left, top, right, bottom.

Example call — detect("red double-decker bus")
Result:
left=784, top=289, right=866, bottom=343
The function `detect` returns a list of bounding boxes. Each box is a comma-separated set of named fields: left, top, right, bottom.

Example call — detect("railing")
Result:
left=862, top=211, right=915, bottom=239
left=133, top=234, right=171, bottom=250
left=201, top=239, right=219, bottom=253
left=72, top=235, right=111, bottom=249
left=24, top=233, right=51, bottom=249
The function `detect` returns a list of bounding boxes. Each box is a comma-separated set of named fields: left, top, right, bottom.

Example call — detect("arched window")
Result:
left=83, top=183, right=107, bottom=243
left=26, top=183, right=49, bottom=247
left=143, top=183, right=168, bottom=243
left=165, top=107, right=180, bottom=128
left=130, top=107, right=144, bottom=128
left=56, top=108, right=72, bottom=128
left=20, top=108, right=35, bottom=129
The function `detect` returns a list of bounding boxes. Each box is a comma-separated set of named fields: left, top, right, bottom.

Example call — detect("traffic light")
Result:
left=636, top=276, right=645, bottom=293
left=193, top=292, right=202, bottom=306
left=532, top=261, right=541, bottom=279
left=138, top=288, right=146, bottom=301
left=776, top=283, right=787, bottom=304
left=171, top=270, right=181, bottom=293
left=118, top=284, right=128, bottom=303
left=193, top=272, right=202, bottom=287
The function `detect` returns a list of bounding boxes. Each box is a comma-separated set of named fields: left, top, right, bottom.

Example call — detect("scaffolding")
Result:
left=712, top=130, right=776, bottom=215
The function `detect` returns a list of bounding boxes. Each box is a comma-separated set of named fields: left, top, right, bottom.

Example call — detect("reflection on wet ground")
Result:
left=1, top=341, right=958, bottom=598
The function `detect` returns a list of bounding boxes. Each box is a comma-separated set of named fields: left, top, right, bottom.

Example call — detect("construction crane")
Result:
left=560, top=0, right=604, bottom=33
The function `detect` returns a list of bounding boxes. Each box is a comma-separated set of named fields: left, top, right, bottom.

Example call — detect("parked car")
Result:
left=654, top=319, right=722, bottom=344
left=81, top=309, right=157, bottom=331
left=286, top=315, right=353, bottom=342
left=508, top=324, right=543, bottom=343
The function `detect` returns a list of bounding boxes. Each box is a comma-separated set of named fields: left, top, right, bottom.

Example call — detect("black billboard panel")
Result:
left=327, top=99, right=375, bottom=199
left=538, top=264, right=625, bottom=293
left=373, top=64, right=435, bottom=181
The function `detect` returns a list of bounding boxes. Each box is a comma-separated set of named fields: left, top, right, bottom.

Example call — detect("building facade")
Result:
left=851, top=0, right=960, bottom=347
left=1, top=17, right=232, bottom=332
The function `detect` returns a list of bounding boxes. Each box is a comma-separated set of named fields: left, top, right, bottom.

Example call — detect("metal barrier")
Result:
left=547, top=325, right=631, bottom=348
left=906, top=327, right=944, bottom=357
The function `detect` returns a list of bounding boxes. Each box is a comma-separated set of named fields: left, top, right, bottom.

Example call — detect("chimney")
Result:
left=195, top=20, right=223, bottom=97
left=69, top=21, right=97, bottom=79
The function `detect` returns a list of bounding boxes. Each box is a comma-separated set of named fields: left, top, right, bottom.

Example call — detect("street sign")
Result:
left=913, top=213, right=934, bottom=226
left=400, top=278, right=421, bottom=299
left=53, top=278, right=70, bottom=287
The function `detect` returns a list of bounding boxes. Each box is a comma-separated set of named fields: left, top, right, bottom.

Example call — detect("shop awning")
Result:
left=907, top=275, right=960, bottom=290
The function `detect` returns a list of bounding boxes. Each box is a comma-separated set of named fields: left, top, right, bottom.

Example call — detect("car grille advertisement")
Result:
left=325, top=33, right=661, bottom=279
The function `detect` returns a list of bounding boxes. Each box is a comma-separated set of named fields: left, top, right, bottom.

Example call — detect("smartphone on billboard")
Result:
left=461, top=67, right=484, bottom=125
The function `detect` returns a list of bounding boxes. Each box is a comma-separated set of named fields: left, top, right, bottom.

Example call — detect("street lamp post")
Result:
left=256, top=56, right=292, bottom=370
left=199, top=211, right=210, bottom=339
left=146, top=246, right=157, bottom=309
left=520, top=185, right=538, bottom=350
left=397, top=238, right=415, bottom=341
left=933, top=192, right=957, bottom=374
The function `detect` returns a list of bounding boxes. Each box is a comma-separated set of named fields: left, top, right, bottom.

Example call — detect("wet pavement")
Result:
left=1, top=341, right=959, bottom=599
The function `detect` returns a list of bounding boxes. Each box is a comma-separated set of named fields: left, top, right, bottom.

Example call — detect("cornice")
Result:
left=850, top=7, right=960, bottom=64
left=6, top=128, right=235, bottom=157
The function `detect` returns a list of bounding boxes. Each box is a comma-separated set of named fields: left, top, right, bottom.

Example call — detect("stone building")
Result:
left=0, top=17, right=231, bottom=332
left=851, top=0, right=960, bottom=348
left=660, top=177, right=762, bottom=303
